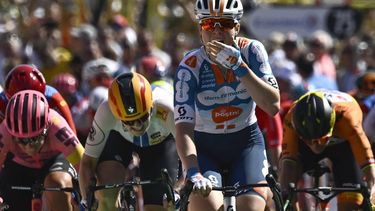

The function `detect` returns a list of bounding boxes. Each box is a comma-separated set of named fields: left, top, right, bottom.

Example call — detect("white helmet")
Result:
left=195, top=0, right=243, bottom=21
left=82, top=58, right=119, bottom=81
left=89, top=86, right=108, bottom=110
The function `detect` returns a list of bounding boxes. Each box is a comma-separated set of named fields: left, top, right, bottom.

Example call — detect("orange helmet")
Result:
left=108, top=72, right=152, bottom=121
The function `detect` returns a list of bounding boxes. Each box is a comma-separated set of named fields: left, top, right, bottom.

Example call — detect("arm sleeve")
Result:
left=49, top=110, right=84, bottom=170
left=280, top=108, right=300, bottom=161
left=50, top=91, right=77, bottom=134
left=174, top=65, right=198, bottom=125
left=83, top=102, right=115, bottom=158
left=335, top=103, right=375, bottom=168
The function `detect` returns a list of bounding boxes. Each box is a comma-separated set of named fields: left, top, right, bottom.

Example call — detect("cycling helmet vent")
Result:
left=292, top=92, right=335, bottom=140
left=117, top=73, right=138, bottom=115
left=108, top=72, right=153, bottom=121
left=5, top=90, right=49, bottom=138
left=5, top=64, right=46, bottom=99
left=195, top=0, right=243, bottom=21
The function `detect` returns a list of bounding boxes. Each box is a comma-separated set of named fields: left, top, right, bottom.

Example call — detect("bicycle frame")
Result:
left=284, top=183, right=373, bottom=211
left=10, top=182, right=79, bottom=211
left=179, top=173, right=283, bottom=211
left=87, top=168, right=176, bottom=211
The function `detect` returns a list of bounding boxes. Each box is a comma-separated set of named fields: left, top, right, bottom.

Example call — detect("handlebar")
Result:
left=284, top=182, right=373, bottom=211
left=87, top=168, right=175, bottom=210
left=179, top=173, right=283, bottom=211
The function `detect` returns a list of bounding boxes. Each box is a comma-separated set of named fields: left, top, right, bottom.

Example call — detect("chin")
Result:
left=310, top=146, right=325, bottom=154
left=131, top=129, right=147, bottom=136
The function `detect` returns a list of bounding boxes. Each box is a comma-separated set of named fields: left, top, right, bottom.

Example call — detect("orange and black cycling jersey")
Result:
left=281, top=90, right=374, bottom=169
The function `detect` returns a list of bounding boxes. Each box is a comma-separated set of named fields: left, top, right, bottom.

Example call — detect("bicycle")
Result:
left=179, top=172, right=283, bottom=211
left=283, top=159, right=375, bottom=211
left=300, top=160, right=332, bottom=210
left=2, top=181, right=81, bottom=211
left=86, top=168, right=177, bottom=211
left=283, top=182, right=375, bottom=211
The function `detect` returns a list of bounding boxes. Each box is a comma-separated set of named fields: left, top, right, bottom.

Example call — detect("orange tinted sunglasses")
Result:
left=200, top=18, right=237, bottom=32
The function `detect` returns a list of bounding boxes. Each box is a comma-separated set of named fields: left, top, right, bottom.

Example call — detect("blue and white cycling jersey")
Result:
left=174, top=37, right=278, bottom=134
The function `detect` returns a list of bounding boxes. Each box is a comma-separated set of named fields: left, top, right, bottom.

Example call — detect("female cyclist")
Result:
left=173, top=0, right=280, bottom=210
left=0, top=90, right=84, bottom=211
left=0, top=64, right=77, bottom=133
left=79, top=72, right=179, bottom=211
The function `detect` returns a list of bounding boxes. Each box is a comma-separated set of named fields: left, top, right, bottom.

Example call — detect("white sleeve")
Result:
left=153, top=87, right=176, bottom=137
left=84, top=102, right=116, bottom=158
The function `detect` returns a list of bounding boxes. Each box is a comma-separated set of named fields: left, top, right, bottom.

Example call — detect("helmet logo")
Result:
left=127, top=106, right=135, bottom=114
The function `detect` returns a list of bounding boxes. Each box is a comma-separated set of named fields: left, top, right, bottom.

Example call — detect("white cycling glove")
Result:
left=206, top=41, right=248, bottom=77
left=187, top=167, right=212, bottom=197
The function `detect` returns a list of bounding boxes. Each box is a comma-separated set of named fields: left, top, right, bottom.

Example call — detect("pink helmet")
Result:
left=5, top=90, right=49, bottom=138
left=52, top=73, right=78, bottom=94
left=5, top=64, right=46, bottom=99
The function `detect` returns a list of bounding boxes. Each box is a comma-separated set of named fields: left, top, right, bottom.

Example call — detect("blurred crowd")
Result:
left=263, top=30, right=375, bottom=123
left=0, top=1, right=374, bottom=144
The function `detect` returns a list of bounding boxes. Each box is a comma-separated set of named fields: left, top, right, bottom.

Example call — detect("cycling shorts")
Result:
left=194, top=123, right=269, bottom=198
left=0, top=154, right=77, bottom=211
left=98, top=131, right=179, bottom=205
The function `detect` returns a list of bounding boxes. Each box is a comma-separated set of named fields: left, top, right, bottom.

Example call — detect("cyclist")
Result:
left=0, top=64, right=77, bottom=134
left=0, top=90, right=84, bottom=211
left=79, top=72, right=179, bottom=211
left=349, top=71, right=375, bottom=117
left=52, top=72, right=83, bottom=108
left=279, top=89, right=375, bottom=211
left=173, top=0, right=280, bottom=210
left=81, top=57, right=118, bottom=94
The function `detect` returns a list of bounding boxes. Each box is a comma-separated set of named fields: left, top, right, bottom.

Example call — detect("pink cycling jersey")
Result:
left=0, top=109, right=84, bottom=170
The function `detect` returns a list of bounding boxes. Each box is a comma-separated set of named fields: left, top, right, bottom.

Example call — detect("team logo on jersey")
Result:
left=150, top=132, right=163, bottom=145
left=184, top=56, right=197, bottom=68
left=174, top=106, right=194, bottom=121
left=212, top=106, right=242, bottom=123
left=175, top=69, right=192, bottom=103
left=86, top=121, right=105, bottom=146
left=156, top=107, right=168, bottom=121
left=265, top=76, right=279, bottom=89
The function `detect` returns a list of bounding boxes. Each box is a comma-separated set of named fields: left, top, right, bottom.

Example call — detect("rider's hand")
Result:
left=186, top=167, right=212, bottom=197
left=80, top=199, right=88, bottom=210
left=205, top=41, right=248, bottom=77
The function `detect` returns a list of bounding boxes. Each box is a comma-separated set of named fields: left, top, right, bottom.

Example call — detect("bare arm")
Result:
left=279, top=158, right=301, bottom=194
left=175, top=122, right=199, bottom=174
left=78, top=154, right=98, bottom=200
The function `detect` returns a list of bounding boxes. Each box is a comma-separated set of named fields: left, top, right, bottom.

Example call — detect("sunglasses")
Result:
left=122, top=112, right=150, bottom=127
left=16, top=129, right=47, bottom=146
left=200, top=18, right=237, bottom=32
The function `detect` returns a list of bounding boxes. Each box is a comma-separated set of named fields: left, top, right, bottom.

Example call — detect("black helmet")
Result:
left=292, top=91, right=335, bottom=140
